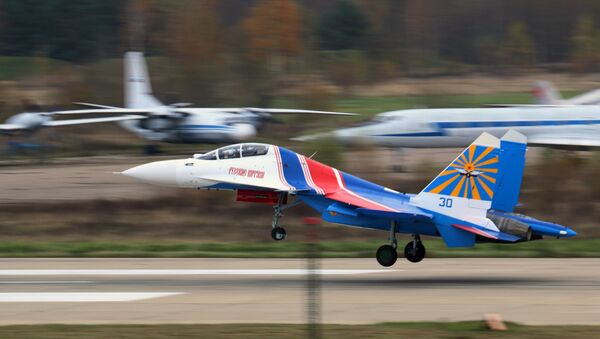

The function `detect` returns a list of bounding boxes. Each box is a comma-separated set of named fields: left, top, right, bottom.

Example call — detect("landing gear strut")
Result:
left=404, top=234, right=426, bottom=263
left=376, top=221, right=398, bottom=267
left=269, top=193, right=301, bottom=241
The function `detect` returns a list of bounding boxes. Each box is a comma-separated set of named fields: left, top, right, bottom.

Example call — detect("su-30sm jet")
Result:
left=122, top=130, right=575, bottom=266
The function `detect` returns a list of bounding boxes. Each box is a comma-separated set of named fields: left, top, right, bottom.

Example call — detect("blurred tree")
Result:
left=243, top=0, right=303, bottom=71
left=570, top=15, right=600, bottom=72
left=0, top=0, right=124, bottom=62
left=167, top=0, right=225, bottom=104
left=503, top=22, right=536, bottom=68
left=317, top=0, right=369, bottom=51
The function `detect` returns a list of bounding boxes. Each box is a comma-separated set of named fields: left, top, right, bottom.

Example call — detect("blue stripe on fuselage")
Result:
left=278, top=147, right=312, bottom=192
left=374, top=119, right=600, bottom=137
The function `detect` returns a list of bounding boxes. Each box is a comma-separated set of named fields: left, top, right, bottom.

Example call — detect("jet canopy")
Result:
left=195, top=143, right=271, bottom=160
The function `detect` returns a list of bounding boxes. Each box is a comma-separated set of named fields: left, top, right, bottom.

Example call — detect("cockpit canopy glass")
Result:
left=242, top=144, right=269, bottom=157
left=195, top=143, right=269, bottom=160
left=197, top=151, right=217, bottom=160
left=218, top=145, right=241, bottom=159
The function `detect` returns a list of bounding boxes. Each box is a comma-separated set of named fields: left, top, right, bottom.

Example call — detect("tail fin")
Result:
left=124, top=51, right=162, bottom=108
left=491, top=130, right=527, bottom=212
left=532, top=81, right=562, bottom=105
left=413, top=132, right=502, bottom=218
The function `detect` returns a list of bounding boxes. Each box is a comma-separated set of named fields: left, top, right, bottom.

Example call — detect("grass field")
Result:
left=0, top=322, right=597, bottom=338
left=0, top=238, right=595, bottom=258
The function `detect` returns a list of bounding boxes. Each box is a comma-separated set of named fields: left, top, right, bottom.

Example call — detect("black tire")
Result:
left=271, top=227, right=287, bottom=241
left=376, top=245, right=398, bottom=267
left=404, top=241, right=426, bottom=263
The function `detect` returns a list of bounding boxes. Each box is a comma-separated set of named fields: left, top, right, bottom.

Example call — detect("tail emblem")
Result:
left=425, top=145, right=499, bottom=201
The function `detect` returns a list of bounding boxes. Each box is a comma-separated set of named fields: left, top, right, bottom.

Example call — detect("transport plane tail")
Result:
left=532, top=81, right=562, bottom=105
left=125, top=51, right=162, bottom=108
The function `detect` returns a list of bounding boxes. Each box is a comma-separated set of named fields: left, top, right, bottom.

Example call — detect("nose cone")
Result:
left=562, top=228, right=577, bottom=238
left=333, top=126, right=373, bottom=145
left=122, top=160, right=180, bottom=187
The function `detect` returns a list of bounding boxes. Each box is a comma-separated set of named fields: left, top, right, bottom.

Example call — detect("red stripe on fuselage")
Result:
left=304, top=157, right=396, bottom=212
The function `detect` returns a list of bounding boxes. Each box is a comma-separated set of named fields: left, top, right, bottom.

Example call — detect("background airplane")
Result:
left=61, top=52, right=355, bottom=148
left=533, top=81, right=600, bottom=105
left=122, top=131, right=575, bottom=266
left=308, top=104, right=600, bottom=149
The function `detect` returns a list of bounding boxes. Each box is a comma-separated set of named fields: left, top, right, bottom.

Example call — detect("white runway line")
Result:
left=0, top=292, right=184, bottom=302
left=0, top=281, right=93, bottom=284
left=0, top=269, right=399, bottom=276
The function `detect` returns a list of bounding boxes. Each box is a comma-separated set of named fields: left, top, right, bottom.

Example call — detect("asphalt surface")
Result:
left=0, top=258, right=598, bottom=325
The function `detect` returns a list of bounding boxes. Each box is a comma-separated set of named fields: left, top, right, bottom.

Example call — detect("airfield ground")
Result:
left=0, top=258, right=598, bottom=325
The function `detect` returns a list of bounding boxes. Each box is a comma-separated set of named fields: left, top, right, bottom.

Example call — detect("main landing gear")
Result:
left=404, top=234, right=426, bottom=263
left=375, top=222, right=426, bottom=266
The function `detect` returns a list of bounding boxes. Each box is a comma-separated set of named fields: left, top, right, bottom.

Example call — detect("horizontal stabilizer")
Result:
left=452, top=223, right=520, bottom=242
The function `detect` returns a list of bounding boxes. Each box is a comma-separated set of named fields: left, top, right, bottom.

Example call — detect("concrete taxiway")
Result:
left=0, top=258, right=598, bottom=325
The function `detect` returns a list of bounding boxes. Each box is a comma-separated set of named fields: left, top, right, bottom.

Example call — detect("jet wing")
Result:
left=245, top=108, right=357, bottom=116
left=0, top=124, right=25, bottom=131
left=72, top=102, right=121, bottom=109
left=42, top=115, right=145, bottom=127
left=528, top=135, right=600, bottom=148
left=51, top=108, right=152, bottom=115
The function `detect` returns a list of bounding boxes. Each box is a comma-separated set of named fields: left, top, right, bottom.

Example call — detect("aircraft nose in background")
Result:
left=122, top=160, right=180, bottom=187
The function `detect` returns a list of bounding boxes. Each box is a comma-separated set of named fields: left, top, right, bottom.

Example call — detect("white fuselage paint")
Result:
left=118, top=108, right=258, bottom=143
left=333, top=106, right=600, bottom=148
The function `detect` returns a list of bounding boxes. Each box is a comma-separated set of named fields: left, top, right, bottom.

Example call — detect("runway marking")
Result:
left=0, top=281, right=93, bottom=284
left=0, top=269, right=399, bottom=276
left=0, top=292, right=184, bottom=302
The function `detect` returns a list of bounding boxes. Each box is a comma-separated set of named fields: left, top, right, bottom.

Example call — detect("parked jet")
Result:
left=311, top=105, right=600, bottom=149
left=64, top=52, right=354, bottom=145
left=122, top=131, right=575, bottom=266
left=533, top=81, right=600, bottom=105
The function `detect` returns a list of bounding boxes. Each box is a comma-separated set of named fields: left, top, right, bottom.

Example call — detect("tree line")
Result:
left=2, top=0, right=600, bottom=104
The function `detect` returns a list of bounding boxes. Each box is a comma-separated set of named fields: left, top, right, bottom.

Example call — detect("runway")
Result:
left=0, top=258, right=598, bottom=325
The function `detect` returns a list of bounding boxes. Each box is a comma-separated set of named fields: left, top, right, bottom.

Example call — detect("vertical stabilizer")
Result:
left=124, top=52, right=162, bottom=108
left=532, top=81, right=562, bottom=105
left=491, top=130, right=527, bottom=212
left=412, top=132, right=501, bottom=220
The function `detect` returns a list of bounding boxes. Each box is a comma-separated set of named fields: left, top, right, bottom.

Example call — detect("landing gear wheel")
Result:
left=271, top=227, right=287, bottom=241
left=404, top=241, right=426, bottom=263
left=376, top=245, right=398, bottom=267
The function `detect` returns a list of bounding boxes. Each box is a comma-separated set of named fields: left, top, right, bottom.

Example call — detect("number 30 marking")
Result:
left=439, top=197, right=453, bottom=208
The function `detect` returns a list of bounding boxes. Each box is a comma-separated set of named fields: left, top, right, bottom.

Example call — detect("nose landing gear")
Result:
left=269, top=193, right=301, bottom=241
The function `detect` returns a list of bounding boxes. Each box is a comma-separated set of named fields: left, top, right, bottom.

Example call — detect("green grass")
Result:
left=0, top=56, right=71, bottom=80
left=0, top=238, right=596, bottom=258
left=0, top=322, right=598, bottom=338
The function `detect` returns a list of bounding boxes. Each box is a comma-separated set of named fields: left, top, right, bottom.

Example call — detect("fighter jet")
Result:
left=122, top=130, right=575, bottom=266
left=64, top=52, right=354, bottom=145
